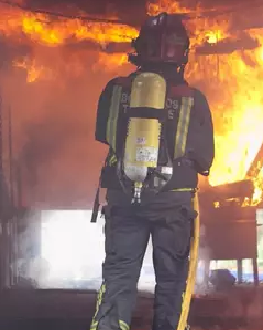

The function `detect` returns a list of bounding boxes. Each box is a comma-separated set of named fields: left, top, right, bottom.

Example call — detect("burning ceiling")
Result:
left=1, top=0, right=263, bottom=207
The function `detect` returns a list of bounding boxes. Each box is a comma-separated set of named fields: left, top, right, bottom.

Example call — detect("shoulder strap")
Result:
left=90, top=175, right=101, bottom=223
left=168, top=84, right=195, bottom=159
left=106, top=76, right=133, bottom=154
left=174, top=96, right=194, bottom=159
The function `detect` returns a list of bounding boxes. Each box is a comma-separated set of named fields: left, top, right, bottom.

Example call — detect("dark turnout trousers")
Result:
left=90, top=191, right=197, bottom=330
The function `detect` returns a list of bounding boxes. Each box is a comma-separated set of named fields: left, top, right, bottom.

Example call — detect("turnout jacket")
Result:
left=95, top=69, right=215, bottom=192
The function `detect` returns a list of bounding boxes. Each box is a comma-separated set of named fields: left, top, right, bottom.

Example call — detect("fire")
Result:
left=190, top=18, right=230, bottom=48
left=95, top=52, right=129, bottom=71
left=205, top=43, right=263, bottom=195
left=13, top=58, right=53, bottom=82
left=1, top=1, right=263, bottom=204
left=253, top=166, right=263, bottom=203
left=1, top=4, right=138, bottom=47
left=206, top=30, right=225, bottom=44
left=146, top=0, right=192, bottom=15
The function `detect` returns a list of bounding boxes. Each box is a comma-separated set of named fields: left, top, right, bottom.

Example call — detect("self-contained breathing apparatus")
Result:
left=122, top=72, right=167, bottom=203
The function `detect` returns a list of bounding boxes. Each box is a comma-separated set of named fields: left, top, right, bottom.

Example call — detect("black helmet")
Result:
left=129, top=12, right=190, bottom=69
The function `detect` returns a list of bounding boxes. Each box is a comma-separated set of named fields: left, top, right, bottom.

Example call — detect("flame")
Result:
left=204, top=42, right=263, bottom=193
left=253, top=168, right=263, bottom=204
left=95, top=52, right=129, bottom=71
left=146, top=0, right=192, bottom=15
left=190, top=18, right=230, bottom=47
left=206, top=30, right=225, bottom=44
left=13, top=58, right=54, bottom=82
left=1, top=1, right=263, bottom=204
left=1, top=4, right=138, bottom=46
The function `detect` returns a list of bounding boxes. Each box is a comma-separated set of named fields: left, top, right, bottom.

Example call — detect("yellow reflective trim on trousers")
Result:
left=90, top=318, right=98, bottom=330
left=119, top=319, right=130, bottom=330
left=95, top=283, right=106, bottom=316
left=89, top=283, right=106, bottom=330
left=90, top=323, right=98, bottom=330
left=106, top=85, right=122, bottom=153
left=174, top=97, right=194, bottom=158
left=177, top=193, right=200, bottom=330
left=109, top=154, right=117, bottom=166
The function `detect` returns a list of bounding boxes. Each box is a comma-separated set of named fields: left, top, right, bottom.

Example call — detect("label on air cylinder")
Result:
left=135, top=147, right=158, bottom=162
left=135, top=137, right=146, bottom=145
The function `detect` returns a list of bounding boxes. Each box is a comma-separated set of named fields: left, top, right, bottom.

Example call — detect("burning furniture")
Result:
left=198, top=143, right=263, bottom=285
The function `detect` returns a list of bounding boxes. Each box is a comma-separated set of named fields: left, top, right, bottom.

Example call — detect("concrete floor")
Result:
left=0, top=287, right=262, bottom=330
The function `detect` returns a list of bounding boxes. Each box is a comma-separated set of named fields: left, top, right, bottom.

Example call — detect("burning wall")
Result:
left=1, top=0, right=263, bottom=207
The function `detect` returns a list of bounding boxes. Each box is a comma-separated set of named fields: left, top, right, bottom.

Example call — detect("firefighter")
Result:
left=90, top=12, right=214, bottom=330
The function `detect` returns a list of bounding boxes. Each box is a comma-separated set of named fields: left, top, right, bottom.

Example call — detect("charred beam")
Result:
left=200, top=179, right=254, bottom=201
left=55, top=39, right=132, bottom=54
left=63, top=40, right=102, bottom=51
left=195, top=37, right=260, bottom=55
left=124, top=9, right=263, bottom=37
left=245, top=143, right=263, bottom=178
left=76, top=36, right=260, bottom=56
left=198, top=203, right=257, bottom=223
left=102, top=42, right=132, bottom=54
left=94, top=33, right=261, bottom=56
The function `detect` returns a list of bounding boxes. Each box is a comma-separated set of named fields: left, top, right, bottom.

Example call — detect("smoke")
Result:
left=20, top=0, right=146, bottom=24
left=9, top=209, right=45, bottom=288
left=10, top=209, right=107, bottom=289
left=0, top=43, right=132, bottom=207
left=23, top=0, right=243, bottom=12
left=194, top=224, right=212, bottom=295
left=10, top=208, right=64, bottom=288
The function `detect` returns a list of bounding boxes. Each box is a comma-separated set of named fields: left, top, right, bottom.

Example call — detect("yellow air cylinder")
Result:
left=123, top=72, right=166, bottom=203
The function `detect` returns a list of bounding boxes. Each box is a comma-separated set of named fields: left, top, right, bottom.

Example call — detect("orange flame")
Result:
left=95, top=52, right=129, bottom=71
left=146, top=0, right=192, bottom=15
left=204, top=42, right=263, bottom=188
left=1, top=4, right=138, bottom=47
left=13, top=58, right=48, bottom=82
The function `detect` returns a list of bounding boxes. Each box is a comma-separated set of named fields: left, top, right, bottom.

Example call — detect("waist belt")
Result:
left=90, top=158, right=197, bottom=223
left=149, top=158, right=196, bottom=191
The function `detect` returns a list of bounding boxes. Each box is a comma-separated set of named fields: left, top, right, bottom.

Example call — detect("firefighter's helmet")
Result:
left=129, top=12, right=190, bottom=68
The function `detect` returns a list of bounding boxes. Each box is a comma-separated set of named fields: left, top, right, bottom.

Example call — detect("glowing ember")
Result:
left=206, top=31, right=224, bottom=44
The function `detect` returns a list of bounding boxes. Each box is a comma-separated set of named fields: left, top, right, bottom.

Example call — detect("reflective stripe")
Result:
left=89, top=285, right=130, bottom=330
left=177, top=193, right=200, bottom=330
left=91, top=319, right=130, bottom=330
left=90, top=324, right=98, bottom=330
left=171, top=188, right=196, bottom=192
left=119, top=319, right=130, bottom=330
left=106, top=85, right=122, bottom=153
left=89, top=283, right=106, bottom=330
left=95, top=283, right=106, bottom=317
left=109, top=154, right=117, bottom=166
left=174, top=97, right=194, bottom=158
left=90, top=318, right=98, bottom=330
